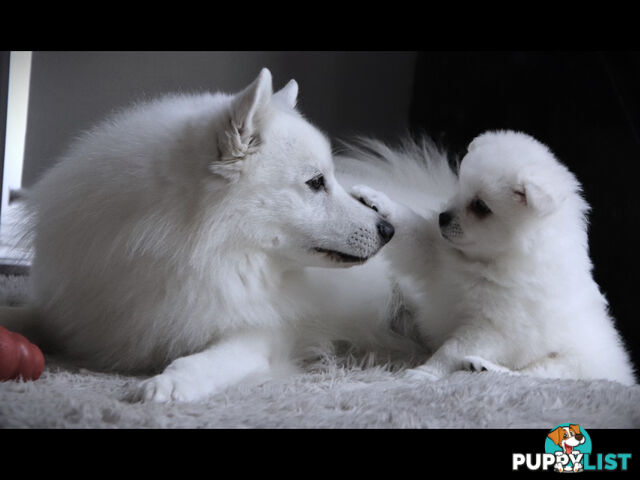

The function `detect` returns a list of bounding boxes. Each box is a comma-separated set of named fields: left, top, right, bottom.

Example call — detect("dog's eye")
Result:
left=469, top=198, right=492, bottom=218
left=306, top=174, right=326, bottom=192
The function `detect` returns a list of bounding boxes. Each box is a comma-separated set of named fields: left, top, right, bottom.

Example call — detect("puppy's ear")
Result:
left=212, top=68, right=273, bottom=181
left=273, top=79, right=298, bottom=109
left=514, top=177, right=563, bottom=216
left=467, top=135, right=487, bottom=153
left=467, top=130, right=502, bottom=153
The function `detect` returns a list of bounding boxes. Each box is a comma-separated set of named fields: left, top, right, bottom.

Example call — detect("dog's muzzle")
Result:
left=439, top=210, right=453, bottom=228
left=345, top=222, right=392, bottom=260
left=314, top=221, right=394, bottom=265
left=439, top=210, right=463, bottom=241
left=376, top=220, right=395, bottom=244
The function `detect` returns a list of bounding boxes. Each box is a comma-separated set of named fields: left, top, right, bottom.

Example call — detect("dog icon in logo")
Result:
left=547, top=424, right=587, bottom=472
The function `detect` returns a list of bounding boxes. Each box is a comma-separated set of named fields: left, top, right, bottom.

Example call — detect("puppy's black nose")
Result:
left=377, top=220, right=395, bottom=244
left=439, top=211, right=453, bottom=228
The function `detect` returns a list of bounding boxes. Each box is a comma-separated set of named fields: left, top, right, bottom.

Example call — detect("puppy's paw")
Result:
left=132, top=372, right=211, bottom=403
left=463, top=355, right=513, bottom=374
left=351, top=185, right=395, bottom=219
left=402, top=365, right=442, bottom=382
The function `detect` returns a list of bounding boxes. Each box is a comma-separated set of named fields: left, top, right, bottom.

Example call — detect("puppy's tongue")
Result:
left=566, top=445, right=573, bottom=455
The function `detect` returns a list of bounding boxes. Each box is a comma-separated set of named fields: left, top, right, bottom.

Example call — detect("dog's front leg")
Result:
left=132, top=329, right=282, bottom=403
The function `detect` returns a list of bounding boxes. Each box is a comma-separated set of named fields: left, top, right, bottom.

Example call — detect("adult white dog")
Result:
left=352, top=130, right=635, bottom=385
left=0, top=69, right=407, bottom=402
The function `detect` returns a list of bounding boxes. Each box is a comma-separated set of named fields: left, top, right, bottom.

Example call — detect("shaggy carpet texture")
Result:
left=1, top=274, right=639, bottom=429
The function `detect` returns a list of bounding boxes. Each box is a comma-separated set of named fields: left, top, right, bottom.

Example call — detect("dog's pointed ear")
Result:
left=514, top=177, right=563, bottom=216
left=547, top=428, right=563, bottom=446
left=273, top=79, right=298, bottom=109
left=212, top=68, right=273, bottom=181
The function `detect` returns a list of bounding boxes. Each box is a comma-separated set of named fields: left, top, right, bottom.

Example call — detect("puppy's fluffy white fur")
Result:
left=353, top=130, right=635, bottom=385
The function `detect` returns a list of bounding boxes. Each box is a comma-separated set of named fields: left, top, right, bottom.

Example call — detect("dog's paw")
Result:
left=132, top=372, right=210, bottom=403
left=402, top=365, right=442, bottom=382
left=463, top=355, right=512, bottom=374
left=351, top=185, right=395, bottom=219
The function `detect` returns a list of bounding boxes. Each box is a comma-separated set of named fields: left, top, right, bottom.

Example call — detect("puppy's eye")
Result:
left=469, top=198, right=492, bottom=218
left=306, top=174, right=326, bottom=192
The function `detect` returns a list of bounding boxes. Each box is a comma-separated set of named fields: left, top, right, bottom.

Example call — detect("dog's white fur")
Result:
left=352, top=130, right=635, bottom=385
left=9, top=69, right=409, bottom=402
left=3, top=71, right=633, bottom=401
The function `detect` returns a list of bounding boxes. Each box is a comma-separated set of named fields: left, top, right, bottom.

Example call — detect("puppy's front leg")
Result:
left=133, top=330, right=282, bottom=403
left=403, top=337, right=467, bottom=381
left=351, top=184, right=422, bottom=232
left=404, top=325, right=516, bottom=381
left=351, top=185, right=440, bottom=273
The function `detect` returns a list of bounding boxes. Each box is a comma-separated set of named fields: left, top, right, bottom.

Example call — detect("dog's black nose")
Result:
left=439, top=211, right=453, bottom=228
left=377, top=220, right=395, bottom=244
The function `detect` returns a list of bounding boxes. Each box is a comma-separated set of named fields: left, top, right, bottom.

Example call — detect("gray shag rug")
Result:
left=1, top=274, right=639, bottom=429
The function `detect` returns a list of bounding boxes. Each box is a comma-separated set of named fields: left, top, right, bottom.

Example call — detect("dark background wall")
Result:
left=409, top=51, right=640, bottom=372
left=22, top=51, right=417, bottom=186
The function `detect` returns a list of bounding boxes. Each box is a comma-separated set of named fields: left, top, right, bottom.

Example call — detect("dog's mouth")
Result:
left=313, top=247, right=368, bottom=264
left=441, top=231, right=466, bottom=248
left=564, top=445, right=574, bottom=455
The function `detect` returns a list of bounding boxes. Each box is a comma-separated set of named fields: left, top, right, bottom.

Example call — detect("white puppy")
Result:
left=2, top=68, right=398, bottom=402
left=353, top=130, right=636, bottom=385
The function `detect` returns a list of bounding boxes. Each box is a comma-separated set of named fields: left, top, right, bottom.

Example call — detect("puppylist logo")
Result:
left=545, top=424, right=591, bottom=472
left=512, top=424, right=632, bottom=472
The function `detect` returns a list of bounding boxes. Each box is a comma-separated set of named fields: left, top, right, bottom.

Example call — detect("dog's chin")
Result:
left=443, top=235, right=506, bottom=263
left=312, top=247, right=370, bottom=266
left=441, top=233, right=479, bottom=259
left=441, top=231, right=468, bottom=249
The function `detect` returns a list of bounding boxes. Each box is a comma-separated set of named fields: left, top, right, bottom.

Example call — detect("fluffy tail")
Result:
left=334, top=135, right=459, bottom=217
